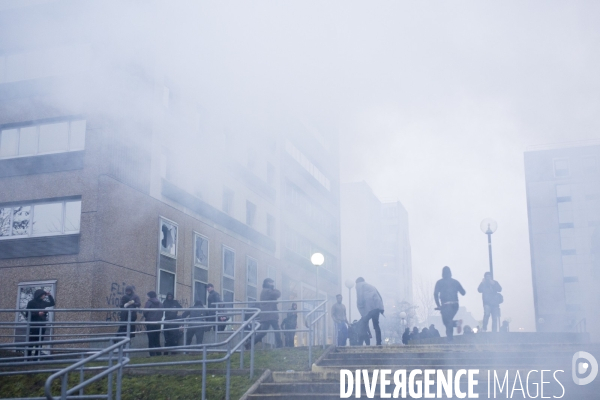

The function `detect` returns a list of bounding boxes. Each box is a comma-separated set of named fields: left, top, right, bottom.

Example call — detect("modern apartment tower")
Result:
left=524, top=142, right=600, bottom=340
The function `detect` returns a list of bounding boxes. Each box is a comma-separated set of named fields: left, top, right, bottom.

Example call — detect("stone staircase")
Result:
left=245, top=342, right=600, bottom=399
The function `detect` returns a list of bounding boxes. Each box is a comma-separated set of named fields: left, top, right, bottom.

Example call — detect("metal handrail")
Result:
left=44, top=337, right=130, bottom=400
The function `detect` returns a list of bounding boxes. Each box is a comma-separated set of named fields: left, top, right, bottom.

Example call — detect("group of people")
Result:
left=434, top=266, right=504, bottom=340
left=331, top=277, right=385, bottom=347
left=114, top=283, right=226, bottom=356
left=402, top=325, right=441, bottom=344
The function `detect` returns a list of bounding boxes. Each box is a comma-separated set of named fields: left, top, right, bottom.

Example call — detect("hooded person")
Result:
left=402, top=327, right=410, bottom=345
left=143, top=291, right=163, bottom=356
left=24, top=289, right=55, bottom=358
left=478, top=272, right=503, bottom=332
left=281, top=302, right=298, bottom=348
left=429, top=324, right=441, bottom=338
left=433, top=266, right=466, bottom=341
left=182, top=298, right=209, bottom=347
left=355, top=277, right=384, bottom=346
left=246, top=278, right=283, bottom=349
left=117, top=286, right=141, bottom=338
left=162, top=292, right=182, bottom=350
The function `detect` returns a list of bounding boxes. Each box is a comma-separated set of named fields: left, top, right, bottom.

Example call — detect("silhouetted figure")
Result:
left=355, top=277, right=384, bottom=346
left=207, top=284, right=228, bottom=332
left=331, top=294, right=349, bottom=346
left=463, top=325, right=474, bottom=335
left=421, top=327, right=430, bottom=339
left=478, top=272, right=503, bottom=332
left=24, top=289, right=55, bottom=359
left=429, top=324, right=440, bottom=338
left=409, top=326, right=420, bottom=342
left=402, top=328, right=410, bottom=345
left=162, top=292, right=182, bottom=352
left=144, top=291, right=163, bottom=356
left=117, top=286, right=140, bottom=338
left=182, top=299, right=209, bottom=346
left=434, top=266, right=466, bottom=341
left=500, top=320, right=510, bottom=332
left=281, top=303, right=298, bottom=347
left=247, top=278, right=283, bottom=349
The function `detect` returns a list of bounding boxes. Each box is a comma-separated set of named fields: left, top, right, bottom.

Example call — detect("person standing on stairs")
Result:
left=433, top=266, right=465, bottom=341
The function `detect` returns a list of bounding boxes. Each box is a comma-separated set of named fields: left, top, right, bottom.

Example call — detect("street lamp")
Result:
left=480, top=218, right=498, bottom=278
left=311, top=252, right=325, bottom=300
left=344, top=279, right=354, bottom=321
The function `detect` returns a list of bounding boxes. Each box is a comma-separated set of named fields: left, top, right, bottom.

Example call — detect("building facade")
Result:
left=0, top=1, right=341, bottom=341
left=524, top=143, right=600, bottom=340
left=340, top=181, right=412, bottom=324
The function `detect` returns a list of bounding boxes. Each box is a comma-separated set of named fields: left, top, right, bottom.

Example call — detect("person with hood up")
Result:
left=143, top=291, right=163, bottom=356
left=409, top=326, right=420, bottom=342
left=401, top=327, right=410, bottom=345
left=281, top=302, right=298, bottom=347
left=434, top=266, right=466, bottom=341
left=117, top=286, right=141, bottom=338
left=478, top=272, right=503, bottom=332
left=182, top=298, right=209, bottom=347
left=207, top=283, right=228, bottom=332
left=429, top=324, right=441, bottom=338
left=162, top=292, right=182, bottom=351
left=24, top=289, right=55, bottom=358
left=355, top=277, right=384, bottom=346
left=246, top=278, right=283, bottom=349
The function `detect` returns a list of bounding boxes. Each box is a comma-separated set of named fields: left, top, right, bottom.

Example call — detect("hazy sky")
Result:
left=6, top=0, right=599, bottom=331
left=164, top=0, right=600, bottom=331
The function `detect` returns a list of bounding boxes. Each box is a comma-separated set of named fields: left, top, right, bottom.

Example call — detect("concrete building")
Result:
left=0, top=1, right=341, bottom=339
left=524, top=142, right=600, bottom=340
left=340, top=181, right=412, bottom=323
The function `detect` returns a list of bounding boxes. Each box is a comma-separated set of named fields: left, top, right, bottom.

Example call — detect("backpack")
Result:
left=495, top=292, right=504, bottom=305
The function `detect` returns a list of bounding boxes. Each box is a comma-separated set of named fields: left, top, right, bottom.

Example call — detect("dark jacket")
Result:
left=207, top=290, right=222, bottom=309
left=143, top=298, right=163, bottom=322
left=429, top=326, right=440, bottom=338
left=434, top=267, right=466, bottom=307
left=119, top=286, right=141, bottom=321
left=402, top=329, right=410, bottom=345
left=281, top=309, right=298, bottom=329
left=182, top=301, right=209, bottom=331
left=478, top=279, right=502, bottom=306
left=163, top=293, right=182, bottom=320
left=24, top=290, right=55, bottom=323
left=258, top=287, right=281, bottom=322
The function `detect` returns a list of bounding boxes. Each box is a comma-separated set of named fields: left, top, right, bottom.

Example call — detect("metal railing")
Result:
left=218, top=298, right=329, bottom=368
left=0, top=307, right=261, bottom=400
left=0, top=300, right=328, bottom=399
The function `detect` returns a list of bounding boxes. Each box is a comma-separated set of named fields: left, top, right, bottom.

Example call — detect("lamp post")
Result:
left=399, top=311, right=407, bottom=342
left=480, top=218, right=498, bottom=278
left=344, top=279, right=355, bottom=322
left=311, top=252, right=325, bottom=300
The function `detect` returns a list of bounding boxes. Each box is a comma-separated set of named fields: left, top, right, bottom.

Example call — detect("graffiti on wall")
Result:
left=105, top=282, right=135, bottom=323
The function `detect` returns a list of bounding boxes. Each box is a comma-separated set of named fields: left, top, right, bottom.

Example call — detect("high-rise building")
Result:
left=524, top=142, right=600, bottom=339
left=0, top=1, right=341, bottom=340
left=340, top=181, right=412, bottom=321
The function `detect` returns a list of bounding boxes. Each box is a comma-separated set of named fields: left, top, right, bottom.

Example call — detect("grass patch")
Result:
left=0, top=346, right=324, bottom=399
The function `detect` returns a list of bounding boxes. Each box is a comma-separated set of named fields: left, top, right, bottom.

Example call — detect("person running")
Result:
left=246, top=278, right=283, bottom=349
left=433, top=266, right=466, bottom=341
left=478, top=272, right=503, bottom=332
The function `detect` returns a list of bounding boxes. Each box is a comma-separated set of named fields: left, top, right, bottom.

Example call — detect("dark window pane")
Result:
left=159, top=270, right=175, bottom=297
left=194, top=281, right=207, bottom=305
left=223, top=248, right=235, bottom=277
left=223, top=277, right=235, bottom=292
left=223, top=290, right=234, bottom=303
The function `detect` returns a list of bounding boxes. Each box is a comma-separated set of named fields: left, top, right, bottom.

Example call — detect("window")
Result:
left=557, top=202, right=574, bottom=224
left=0, top=199, right=81, bottom=239
left=285, top=140, right=331, bottom=190
left=267, top=214, right=275, bottom=238
left=553, top=159, right=570, bottom=178
left=159, top=219, right=177, bottom=258
left=267, top=163, right=275, bottom=186
left=560, top=228, right=575, bottom=251
left=246, top=257, right=258, bottom=302
left=222, top=246, right=235, bottom=303
left=158, top=218, right=177, bottom=298
left=246, top=201, right=256, bottom=227
left=556, top=184, right=571, bottom=202
left=193, top=233, right=209, bottom=304
left=0, top=119, right=86, bottom=159
left=222, top=188, right=234, bottom=215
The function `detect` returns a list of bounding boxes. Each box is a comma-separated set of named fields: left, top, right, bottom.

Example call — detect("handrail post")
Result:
left=116, top=340, right=124, bottom=400
left=61, top=372, right=68, bottom=399
left=125, top=309, right=131, bottom=350
left=201, top=345, right=207, bottom=400
left=240, top=309, right=245, bottom=370
left=107, top=338, right=114, bottom=400
left=79, top=353, right=84, bottom=397
left=225, top=344, right=231, bottom=400
left=308, top=327, right=313, bottom=369
left=250, top=323, right=255, bottom=379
